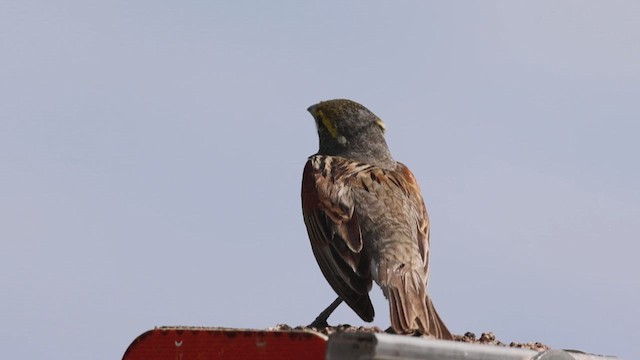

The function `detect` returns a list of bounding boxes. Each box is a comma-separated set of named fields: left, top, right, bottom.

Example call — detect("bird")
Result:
left=301, top=99, right=453, bottom=339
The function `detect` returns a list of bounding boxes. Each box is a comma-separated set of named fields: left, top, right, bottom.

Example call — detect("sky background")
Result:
left=1, top=1, right=638, bottom=359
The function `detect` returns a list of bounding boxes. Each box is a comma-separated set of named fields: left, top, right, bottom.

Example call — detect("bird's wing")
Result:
left=395, top=162, right=430, bottom=275
left=384, top=162, right=452, bottom=339
left=301, top=155, right=374, bottom=322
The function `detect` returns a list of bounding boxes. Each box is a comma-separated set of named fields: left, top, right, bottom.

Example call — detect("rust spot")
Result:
left=224, top=331, right=238, bottom=339
left=255, top=338, right=267, bottom=348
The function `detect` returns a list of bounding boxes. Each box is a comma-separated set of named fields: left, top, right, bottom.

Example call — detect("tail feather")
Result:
left=388, top=288, right=412, bottom=333
left=389, top=286, right=410, bottom=331
left=384, top=269, right=453, bottom=340
left=420, top=294, right=453, bottom=340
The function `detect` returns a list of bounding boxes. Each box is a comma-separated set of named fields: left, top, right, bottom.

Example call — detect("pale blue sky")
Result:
left=1, top=1, right=638, bottom=359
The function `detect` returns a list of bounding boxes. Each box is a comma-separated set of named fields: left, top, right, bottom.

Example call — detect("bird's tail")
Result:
left=384, top=268, right=453, bottom=340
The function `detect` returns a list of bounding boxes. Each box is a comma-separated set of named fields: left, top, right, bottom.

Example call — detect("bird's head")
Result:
left=307, top=99, right=393, bottom=166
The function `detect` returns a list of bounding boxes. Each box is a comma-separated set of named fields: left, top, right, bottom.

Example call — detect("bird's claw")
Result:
left=308, top=318, right=330, bottom=329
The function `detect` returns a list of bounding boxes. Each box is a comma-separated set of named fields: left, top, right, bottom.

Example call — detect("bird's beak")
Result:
left=307, top=104, right=318, bottom=116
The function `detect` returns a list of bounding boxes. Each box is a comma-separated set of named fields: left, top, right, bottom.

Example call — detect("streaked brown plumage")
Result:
left=301, top=99, right=452, bottom=339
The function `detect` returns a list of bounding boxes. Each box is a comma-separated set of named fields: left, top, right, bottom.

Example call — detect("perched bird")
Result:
left=301, top=99, right=452, bottom=339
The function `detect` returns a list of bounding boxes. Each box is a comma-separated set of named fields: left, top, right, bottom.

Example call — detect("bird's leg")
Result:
left=308, top=297, right=343, bottom=328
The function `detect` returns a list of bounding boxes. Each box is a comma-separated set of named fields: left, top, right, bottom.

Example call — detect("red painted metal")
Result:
left=122, top=327, right=328, bottom=360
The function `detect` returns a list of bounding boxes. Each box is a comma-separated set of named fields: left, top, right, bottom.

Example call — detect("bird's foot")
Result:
left=308, top=318, right=330, bottom=329
left=307, top=297, right=343, bottom=329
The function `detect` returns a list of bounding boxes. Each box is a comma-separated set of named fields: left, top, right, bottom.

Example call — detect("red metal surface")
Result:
left=123, top=327, right=328, bottom=360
